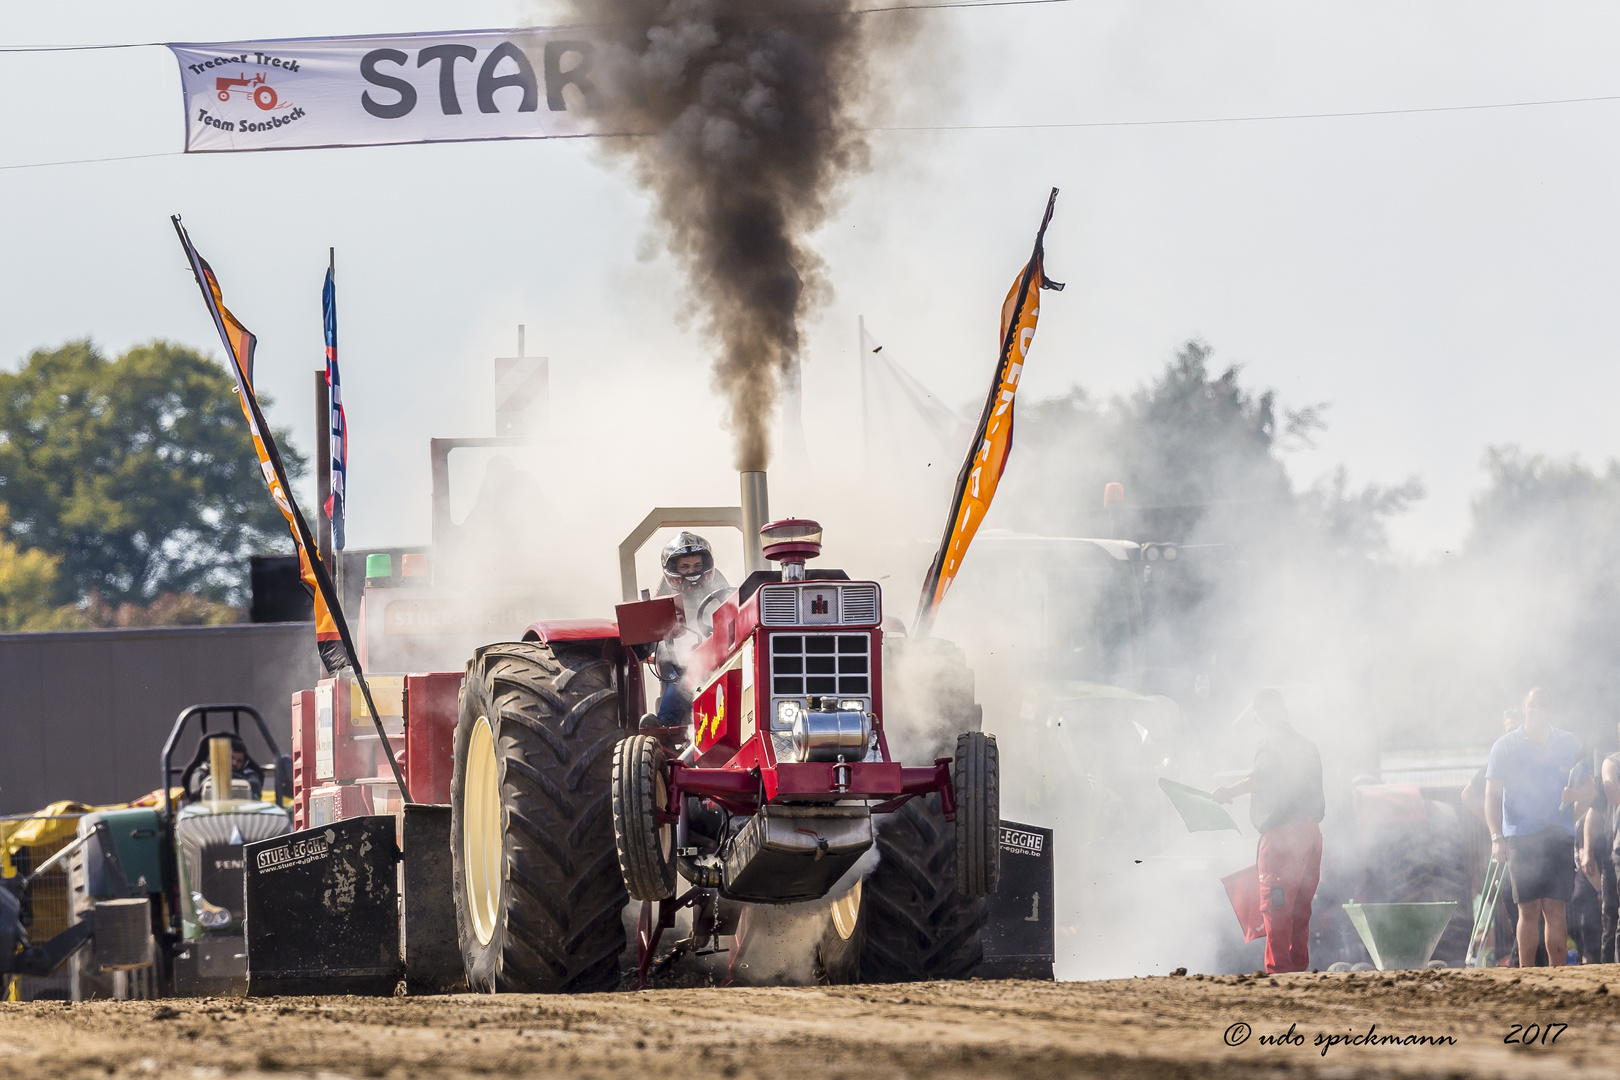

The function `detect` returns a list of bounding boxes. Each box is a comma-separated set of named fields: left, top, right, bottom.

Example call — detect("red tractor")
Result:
left=449, top=493, right=1000, bottom=991
left=215, top=72, right=278, bottom=111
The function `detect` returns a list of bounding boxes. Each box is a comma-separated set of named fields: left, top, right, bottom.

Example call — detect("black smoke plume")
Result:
left=577, top=0, right=911, bottom=470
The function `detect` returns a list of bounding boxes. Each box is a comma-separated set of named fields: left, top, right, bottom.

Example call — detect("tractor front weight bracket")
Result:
left=934, top=758, right=957, bottom=820
left=635, top=890, right=699, bottom=989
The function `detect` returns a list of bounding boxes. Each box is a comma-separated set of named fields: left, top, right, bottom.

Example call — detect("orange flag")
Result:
left=174, top=213, right=414, bottom=803
left=916, top=189, right=1063, bottom=635
left=171, top=217, right=342, bottom=662
left=173, top=215, right=411, bottom=798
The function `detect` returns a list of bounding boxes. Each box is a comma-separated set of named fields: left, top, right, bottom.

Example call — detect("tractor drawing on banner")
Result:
left=215, top=72, right=279, bottom=111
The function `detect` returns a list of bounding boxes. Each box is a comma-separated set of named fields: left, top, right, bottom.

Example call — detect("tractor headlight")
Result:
left=775, top=699, right=802, bottom=730
left=837, top=699, right=865, bottom=712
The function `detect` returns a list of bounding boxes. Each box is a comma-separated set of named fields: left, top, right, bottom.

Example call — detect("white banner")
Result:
left=169, top=29, right=619, bottom=153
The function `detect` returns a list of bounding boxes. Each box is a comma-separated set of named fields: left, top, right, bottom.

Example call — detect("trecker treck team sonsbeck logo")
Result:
left=187, top=51, right=307, bottom=136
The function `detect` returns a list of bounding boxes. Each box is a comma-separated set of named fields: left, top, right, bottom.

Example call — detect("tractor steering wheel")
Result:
left=693, top=587, right=736, bottom=636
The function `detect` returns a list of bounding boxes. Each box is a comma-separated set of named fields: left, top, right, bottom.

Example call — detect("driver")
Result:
left=186, top=736, right=264, bottom=801
left=657, top=532, right=730, bottom=628
left=652, top=532, right=733, bottom=727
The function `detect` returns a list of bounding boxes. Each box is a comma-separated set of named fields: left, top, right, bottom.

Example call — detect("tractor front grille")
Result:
left=758, top=583, right=882, bottom=627
left=841, top=586, right=879, bottom=624
left=762, top=589, right=799, bottom=624
left=771, top=634, right=871, bottom=698
left=177, top=811, right=291, bottom=918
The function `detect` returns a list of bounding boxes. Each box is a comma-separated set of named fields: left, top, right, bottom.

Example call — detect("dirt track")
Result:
left=5, top=967, right=1620, bottom=1079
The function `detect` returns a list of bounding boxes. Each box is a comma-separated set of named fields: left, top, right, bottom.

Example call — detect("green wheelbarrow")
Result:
left=1342, top=901, right=1458, bottom=971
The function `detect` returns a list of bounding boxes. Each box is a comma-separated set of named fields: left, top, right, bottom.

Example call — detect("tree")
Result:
left=1468, top=446, right=1620, bottom=560
left=0, top=340, right=304, bottom=606
left=1001, top=340, right=1416, bottom=558
left=0, top=505, right=64, bottom=631
left=1440, top=446, right=1620, bottom=747
left=975, top=340, right=1428, bottom=742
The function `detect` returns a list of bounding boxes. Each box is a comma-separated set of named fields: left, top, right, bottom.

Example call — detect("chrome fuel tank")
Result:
left=790, top=710, right=873, bottom=762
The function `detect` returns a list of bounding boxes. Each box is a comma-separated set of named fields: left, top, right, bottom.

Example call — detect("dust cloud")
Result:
left=843, top=336, right=1620, bottom=978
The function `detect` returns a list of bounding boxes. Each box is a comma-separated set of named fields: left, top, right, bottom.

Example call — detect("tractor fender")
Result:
left=522, top=618, right=621, bottom=645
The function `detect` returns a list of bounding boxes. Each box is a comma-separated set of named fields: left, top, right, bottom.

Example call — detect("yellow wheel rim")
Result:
left=656, top=770, right=672, bottom=862
left=464, top=715, right=503, bottom=947
left=830, top=878, right=862, bottom=941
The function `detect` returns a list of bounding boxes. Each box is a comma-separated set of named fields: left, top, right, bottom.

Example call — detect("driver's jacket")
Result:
left=656, top=572, right=732, bottom=636
left=654, top=572, right=732, bottom=687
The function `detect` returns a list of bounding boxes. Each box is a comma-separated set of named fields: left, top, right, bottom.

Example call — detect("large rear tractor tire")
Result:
left=859, top=794, right=988, bottom=981
left=611, top=735, right=676, bottom=901
left=954, top=732, right=1000, bottom=897
left=452, top=641, right=628, bottom=993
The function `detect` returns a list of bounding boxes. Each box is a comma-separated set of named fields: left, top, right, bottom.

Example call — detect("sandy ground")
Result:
left=4, top=967, right=1620, bottom=1080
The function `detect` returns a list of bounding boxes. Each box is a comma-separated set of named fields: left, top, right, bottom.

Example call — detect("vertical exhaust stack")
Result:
left=741, top=471, right=769, bottom=574
left=207, top=734, right=234, bottom=806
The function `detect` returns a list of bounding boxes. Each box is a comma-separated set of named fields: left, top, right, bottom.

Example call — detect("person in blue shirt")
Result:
left=1485, top=686, right=1594, bottom=967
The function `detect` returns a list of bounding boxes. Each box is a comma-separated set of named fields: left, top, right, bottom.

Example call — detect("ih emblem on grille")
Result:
left=811, top=594, right=830, bottom=615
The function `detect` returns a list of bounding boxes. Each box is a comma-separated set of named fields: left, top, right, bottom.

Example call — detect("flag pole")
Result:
left=172, top=216, right=410, bottom=803
left=315, top=368, right=333, bottom=578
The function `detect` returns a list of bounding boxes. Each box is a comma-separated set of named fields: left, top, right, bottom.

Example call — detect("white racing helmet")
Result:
left=661, top=531, right=716, bottom=595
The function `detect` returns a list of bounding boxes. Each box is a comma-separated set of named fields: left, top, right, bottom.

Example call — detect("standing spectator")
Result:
left=1580, top=723, right=1620, bottom=964
left=1463, top=709, right=1530, bottom=964
left=1485, top=687, right=1594, bottom=967
left=1212, top=688, right=1326, bottom=974
left=1569, top=832, right=1605, bottom=963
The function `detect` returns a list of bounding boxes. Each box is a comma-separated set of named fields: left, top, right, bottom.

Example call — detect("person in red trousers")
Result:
left=1212, top=689, right=1326, bottom=973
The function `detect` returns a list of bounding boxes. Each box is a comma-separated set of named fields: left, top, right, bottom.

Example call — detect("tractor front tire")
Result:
left=954, top=731, right=1000, bottom=897
left=452, top=641, right=628, bottom=993
left=611, top=735, right=676, bottom=901
left=859, top=794, right=988, bottom=982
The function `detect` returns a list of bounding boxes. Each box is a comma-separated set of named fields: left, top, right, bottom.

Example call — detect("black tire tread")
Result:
left=954, top=732, right=1000, bottom=897
left=859, top=795, right=988, bottom=981
left=453, top=640, right=628, bottom=994
left=612, top=735, right=675, bottom=901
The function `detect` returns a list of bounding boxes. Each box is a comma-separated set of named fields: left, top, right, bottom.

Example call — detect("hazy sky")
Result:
left=6, top=1, right=1620, bottom=561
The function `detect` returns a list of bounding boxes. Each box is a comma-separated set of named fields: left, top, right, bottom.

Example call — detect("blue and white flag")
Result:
left=322, top=261, right=347, bottom=551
